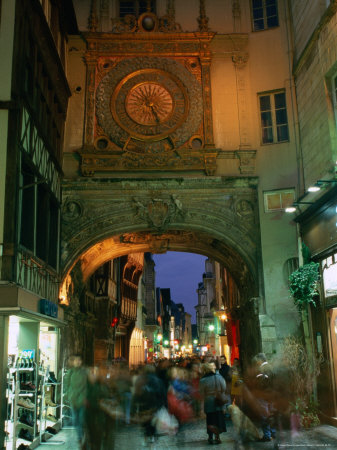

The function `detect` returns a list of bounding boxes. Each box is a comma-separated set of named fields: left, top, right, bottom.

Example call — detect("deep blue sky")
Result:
left=153, top=252, right=207, bottom=323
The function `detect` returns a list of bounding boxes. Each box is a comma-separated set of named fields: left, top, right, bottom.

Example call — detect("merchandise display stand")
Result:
left=7, top=361, right=40, bottom=448
left=39, top=371, right=64, bottom=445
left=60, top=368, right=73, bottom=430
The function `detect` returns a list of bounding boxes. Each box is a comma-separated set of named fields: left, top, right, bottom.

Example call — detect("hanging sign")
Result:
left=39, top=299, right=58, bottom=318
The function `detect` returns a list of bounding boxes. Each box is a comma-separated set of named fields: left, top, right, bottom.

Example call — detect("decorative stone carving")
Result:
left=111, top=3, right=182, bottom=34
left=235, top=150, right=256, bottom=174
left=133, top=195, right=185, bottom=231
left=63, top=200, right=83, bottom=222
left=88, top=0, right=98, bottom=32
left=232, top=52, right=248, bottom=69
left=235, top=199, right=254, bottom=226
left=198, top=0, right=210, bottom=32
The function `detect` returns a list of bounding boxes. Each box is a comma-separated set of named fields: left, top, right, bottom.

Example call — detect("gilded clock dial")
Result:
left=126, top=82, right=173, bottom=126
left=111, top=68, right=189, bottom=141
left=96, top=57, right=203, bottom=153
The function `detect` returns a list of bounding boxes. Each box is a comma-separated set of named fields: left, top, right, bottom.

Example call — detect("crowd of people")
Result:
left=63, top=352, right=290, bottom=449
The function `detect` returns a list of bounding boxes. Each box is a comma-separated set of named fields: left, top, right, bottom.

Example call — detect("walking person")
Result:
left=199, top=361, right=227, bottom=445
left=64, top=355, right=89, bottom=448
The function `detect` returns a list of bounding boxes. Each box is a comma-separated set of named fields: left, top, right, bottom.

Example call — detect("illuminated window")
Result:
left=264, top=189, right=295, bottom=212
left=259, top=91, right=289, bottom=144
left=251, top=0, right=279, bottom=31
left=322, top=254, right=337, bottom=297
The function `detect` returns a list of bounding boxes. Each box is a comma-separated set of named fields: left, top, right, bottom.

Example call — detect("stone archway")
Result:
left=60, top=176, right=263, bottom=365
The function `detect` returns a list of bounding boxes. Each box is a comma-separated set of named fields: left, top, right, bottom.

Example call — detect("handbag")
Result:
left=214, top=375, right=228, bottom=406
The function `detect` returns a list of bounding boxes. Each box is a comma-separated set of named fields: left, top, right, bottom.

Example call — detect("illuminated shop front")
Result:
left=296, top=187, right=337, bottom=424
left=0, top=288, right=65, bottom=449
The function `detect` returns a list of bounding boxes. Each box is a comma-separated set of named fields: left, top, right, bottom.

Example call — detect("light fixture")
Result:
left=285, top=206, right=296, bottom=213
left=220, top=313, right=227, bottom=321
left=307, top=186, right=320, bottom=193
left=208, top=324, right=215, bottom=331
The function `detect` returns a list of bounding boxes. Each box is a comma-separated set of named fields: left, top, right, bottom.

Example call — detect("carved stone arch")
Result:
left=61, top=177, right=261, bottom=297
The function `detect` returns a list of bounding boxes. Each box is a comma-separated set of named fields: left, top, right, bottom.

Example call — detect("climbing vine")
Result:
left=289, top=262, right=320, bottom=311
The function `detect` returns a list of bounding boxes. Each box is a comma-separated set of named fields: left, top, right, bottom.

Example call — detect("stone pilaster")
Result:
left=232, top=52, right=252, bottom=151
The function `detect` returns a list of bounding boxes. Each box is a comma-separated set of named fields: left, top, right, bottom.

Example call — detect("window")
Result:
left=264, top=189, right=295, bottom=212
left=19, top=160, right=60, bottom=269
left=119, top=0, right=155, bottom=17
left=252, top=0, right=279, bottom=31
left=259, top=91, right=289, bottom=144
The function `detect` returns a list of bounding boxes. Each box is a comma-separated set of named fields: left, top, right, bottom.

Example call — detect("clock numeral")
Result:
left=118, top=110, right=129, bottom=122
left=174, top=99, right=185, bottom=108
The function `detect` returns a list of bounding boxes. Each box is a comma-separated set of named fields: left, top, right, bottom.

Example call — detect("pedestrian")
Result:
left=231, top=358, right=243, bottom=408
left=199, top=361, right=227, bottom=445
left=132, top=364, right=167, bottom=445
left=249, top=353, right=276, bottom=442
left=64, top=355, right=88, bottom=447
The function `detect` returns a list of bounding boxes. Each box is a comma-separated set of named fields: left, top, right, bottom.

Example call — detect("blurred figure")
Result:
left=190, top=361, right=202, bottom=417
left=219, top=355, right=232, bottom=385
left=64, top=355, right=88, bottom=447
left=219, top=355, right=232, bottom=415
left=199, top=361, right=227, bottom=445
left=167, top=367, right=193, bottom=424
left=85, top=366, right=110, bottom=450
left=115, top=362, right=132, bottom=425
left=132, top=365, right=167, bottom=445
left=231, top=358, right=243, bottom=408
left=246, top=353, right=276, bottom=442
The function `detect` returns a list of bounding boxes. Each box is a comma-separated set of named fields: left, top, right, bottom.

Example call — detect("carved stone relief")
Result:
left=61, top=178, right=260, bottom=292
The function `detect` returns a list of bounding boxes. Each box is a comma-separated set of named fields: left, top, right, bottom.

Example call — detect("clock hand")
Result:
left=149, top=105, right=160, bottom=124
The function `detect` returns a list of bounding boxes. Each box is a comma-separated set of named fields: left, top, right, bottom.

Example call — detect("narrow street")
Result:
left=37, top=418, right=337, bottom=450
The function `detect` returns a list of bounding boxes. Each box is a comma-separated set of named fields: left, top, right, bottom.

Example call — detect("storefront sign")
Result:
left=20, top=349, right=35, bottom=359
left=39, top=298, right=58, bottom=318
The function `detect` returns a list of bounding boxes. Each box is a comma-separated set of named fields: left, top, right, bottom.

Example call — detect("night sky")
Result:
left=153, top=252, right=207, bottom=323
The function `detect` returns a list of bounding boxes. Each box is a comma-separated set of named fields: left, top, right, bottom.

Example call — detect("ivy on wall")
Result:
left=289, top=262, right=320, bottom=311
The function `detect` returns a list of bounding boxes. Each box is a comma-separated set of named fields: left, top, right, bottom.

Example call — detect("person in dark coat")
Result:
left=199, top=361, right=227, bottom=445
left=132, top=365, right=167, bottom=444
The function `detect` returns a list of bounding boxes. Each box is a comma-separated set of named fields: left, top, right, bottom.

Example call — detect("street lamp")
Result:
left=208, top=324, right=215, bottom=331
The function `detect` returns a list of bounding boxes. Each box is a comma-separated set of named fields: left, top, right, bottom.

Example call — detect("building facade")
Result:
left=2, top=1, right=337, bottom=441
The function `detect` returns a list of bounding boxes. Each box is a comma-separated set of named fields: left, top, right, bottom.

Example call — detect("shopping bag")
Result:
left=152, top=407, right=178, bottom=435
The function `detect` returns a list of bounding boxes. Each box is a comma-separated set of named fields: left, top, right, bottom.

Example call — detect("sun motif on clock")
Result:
left=125, top=82, right=173, bottom=126
left=95, top=57, right=203, bottom=153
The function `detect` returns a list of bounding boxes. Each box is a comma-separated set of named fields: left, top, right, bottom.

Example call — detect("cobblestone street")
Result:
left=37, top=418, right=337, bottom=450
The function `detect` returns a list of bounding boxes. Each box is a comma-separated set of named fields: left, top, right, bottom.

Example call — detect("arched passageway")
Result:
left=59, top=176, right=263, bottom=368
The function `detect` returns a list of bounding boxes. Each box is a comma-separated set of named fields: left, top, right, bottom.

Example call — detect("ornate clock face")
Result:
left=112, top=69, right=189, bottom=141
left=125, top=82, right=173, bottom=126
left=96, top=57, right=203, bottom=153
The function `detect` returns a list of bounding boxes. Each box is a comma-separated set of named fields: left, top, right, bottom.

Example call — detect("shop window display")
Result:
left=5, top=316, right=62, bottom=448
